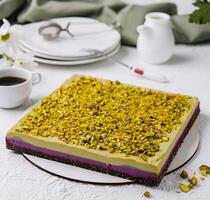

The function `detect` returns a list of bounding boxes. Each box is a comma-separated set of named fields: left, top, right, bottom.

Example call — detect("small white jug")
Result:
left=137, top=12, right=175, bottom=64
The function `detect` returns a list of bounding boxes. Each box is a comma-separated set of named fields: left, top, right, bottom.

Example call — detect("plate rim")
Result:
left=20, top=44, right=121, bottom=65
left=19, top=42, right=120, bottom=61
left=21, top=17, right=121, bottom=58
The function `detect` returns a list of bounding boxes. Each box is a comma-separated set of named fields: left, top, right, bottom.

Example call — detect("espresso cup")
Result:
left=0, top=68, right=41, bottom=108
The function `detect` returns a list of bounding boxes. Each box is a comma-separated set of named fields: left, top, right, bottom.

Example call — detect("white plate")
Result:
left=20, top=44, right=121, bottom=66
left=21, top=17, right=121, bottom=58
left=23, top=123, right=199, bottom=184
left=19, top=41, right=119, bottom=61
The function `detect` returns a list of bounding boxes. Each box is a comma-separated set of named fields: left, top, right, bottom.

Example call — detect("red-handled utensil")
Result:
left=82, top=48, right=169, bottom=83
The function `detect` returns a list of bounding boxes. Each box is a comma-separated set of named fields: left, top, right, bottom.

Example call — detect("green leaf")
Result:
left=189, top=0, right=210, bottom=24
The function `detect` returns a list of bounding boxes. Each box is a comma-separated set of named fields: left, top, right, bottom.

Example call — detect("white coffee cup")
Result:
left=0, top=68, right=41, bottom=108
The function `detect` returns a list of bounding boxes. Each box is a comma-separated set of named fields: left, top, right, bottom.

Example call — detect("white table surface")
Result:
left=1, top=45, right=210, bottom=200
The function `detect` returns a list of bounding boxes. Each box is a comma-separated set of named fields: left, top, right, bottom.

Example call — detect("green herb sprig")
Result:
left=189, top=0, right=210, bottom=24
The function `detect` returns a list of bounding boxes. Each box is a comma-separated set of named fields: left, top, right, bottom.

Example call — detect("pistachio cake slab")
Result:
left=6, top=75, right=200, bottom=186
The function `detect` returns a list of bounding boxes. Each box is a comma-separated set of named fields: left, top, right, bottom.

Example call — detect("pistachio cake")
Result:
left=6, top=75, right=200, bottom=186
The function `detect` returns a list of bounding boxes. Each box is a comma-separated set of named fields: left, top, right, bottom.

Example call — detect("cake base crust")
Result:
left=6, top=106, right=200, bottom=186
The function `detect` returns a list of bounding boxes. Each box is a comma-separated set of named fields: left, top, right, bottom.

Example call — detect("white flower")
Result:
left=13, top=52, right=38, bottom=70
left=0, top=18, right=10, bottom=36
left=0, top=56, right=12, bottom=68
left=0, top=42, right=7, bottom=54
left=0, top=19, right=37, bottom=70
left=0, top=18, right=22, bottom=50
left=0, top=47, right=15, bottom=68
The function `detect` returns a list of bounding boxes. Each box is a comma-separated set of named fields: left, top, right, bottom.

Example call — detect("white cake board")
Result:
left=23, top=124, right=199, bottom=184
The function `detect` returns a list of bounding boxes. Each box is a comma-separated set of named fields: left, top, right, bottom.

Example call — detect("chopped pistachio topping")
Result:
left=14, top=76, right=193, bottom=161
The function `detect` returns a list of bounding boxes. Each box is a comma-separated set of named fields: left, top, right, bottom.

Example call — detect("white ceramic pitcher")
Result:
left=137, top=12, right=175, bottom=64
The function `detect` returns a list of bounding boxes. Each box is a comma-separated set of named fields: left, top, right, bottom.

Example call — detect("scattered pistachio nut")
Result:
left=189, top=176, right=197, bottom=186
left=188, top=184, right=194, bottom=190
left=179, top=183, right=192, bottom=193
left=178, top=166, right=210, bottom=193
left=180, top=170, right=188, bottom=179
left=200, top=169, right=207, bottom=176
left=199, top=165, right=210, bottom=176
left=143, top=191, right=151, bottom=198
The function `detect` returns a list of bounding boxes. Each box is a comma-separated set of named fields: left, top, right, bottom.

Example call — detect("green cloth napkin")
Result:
left=1, top=0, right=210, bottom=46
left=0, top=0, right=24, bottom=20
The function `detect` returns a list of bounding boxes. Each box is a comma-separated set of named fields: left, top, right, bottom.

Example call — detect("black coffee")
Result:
left=0, top=76, right=26, bottom=86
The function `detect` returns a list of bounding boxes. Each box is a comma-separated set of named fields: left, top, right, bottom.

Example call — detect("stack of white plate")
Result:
left=19, top=17, right=121, bottom=66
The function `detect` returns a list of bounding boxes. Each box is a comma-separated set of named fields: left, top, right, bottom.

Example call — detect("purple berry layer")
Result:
left=6, top=137, right=159, bottom=184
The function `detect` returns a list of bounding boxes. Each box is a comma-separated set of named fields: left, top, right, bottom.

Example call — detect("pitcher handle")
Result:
left=136, top=25, right=152, bottom=34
